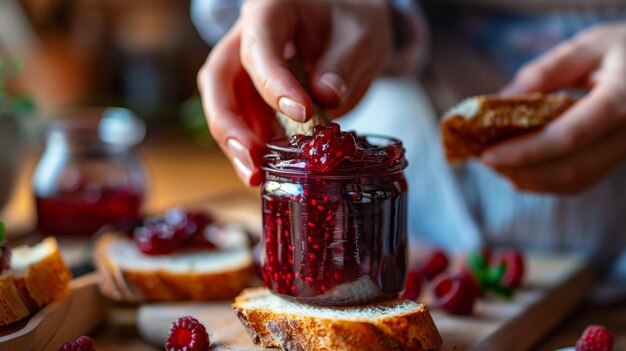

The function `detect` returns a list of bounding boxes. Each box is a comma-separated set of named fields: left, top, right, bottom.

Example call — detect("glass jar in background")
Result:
left=260, top=134, right=408, bottom=306
left=33, top=107, right=146, bottom=236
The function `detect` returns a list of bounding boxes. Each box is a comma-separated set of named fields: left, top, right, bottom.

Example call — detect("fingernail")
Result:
left=499, top=83, right=525, bottom=97
left=227, top=138, right=254, bottom=170
left=320, top=72, right=347, bottom=102
left=278, top=97, right=306, bottom=122
left=232, top=156, right=253, bottom=184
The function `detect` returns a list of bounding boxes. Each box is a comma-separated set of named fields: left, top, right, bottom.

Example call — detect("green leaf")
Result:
left=490, top=283, right=513, bottom=299
left=485, top=263, right=507, bottom=285
left=0, top=221, right=4, bottom=243
left=468, top=250, right=488, bottom=274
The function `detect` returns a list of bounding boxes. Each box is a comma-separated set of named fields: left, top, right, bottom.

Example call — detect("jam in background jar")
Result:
left=261, top=124, right=408, bottom=306
left=33, top=108, right=146, bottom=236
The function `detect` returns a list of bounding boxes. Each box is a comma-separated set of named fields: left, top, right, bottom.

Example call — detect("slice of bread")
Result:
left=232, top=287, right=443, bottom=351
left=441, top=93, right=577, bottom=162
left=94, top=231, right=254, bottom=302
left=0, top=237, right=71, bottom=326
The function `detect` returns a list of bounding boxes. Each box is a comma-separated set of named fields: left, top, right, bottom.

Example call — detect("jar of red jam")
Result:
left=260, top=124, right=408, bottom=305
left=33, top=108, right=146, bottom=236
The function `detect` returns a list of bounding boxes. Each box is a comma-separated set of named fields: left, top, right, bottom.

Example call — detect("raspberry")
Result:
left=420, top=249, right=449, bottom=281
left=459, top=269, right=481, bottom=299
left=58, top=336, right=95, bottom=351
left=492, top=249, right=525, bottom=289
left=401, top=270, right=422, bottom=300
left=134, top=209, right=216, bottom=255
left=575, top=325, right=614, bottom=351
left=133, top=222, right=177, bottom=256
left=433, top=273, right=478, bottom=315
left=166, top=316, right=210, bottom=351
left=289, top=123, right=362, bottom=172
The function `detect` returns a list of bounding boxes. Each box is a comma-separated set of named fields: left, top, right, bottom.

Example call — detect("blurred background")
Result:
left=0, top=0, right=246, bottom=238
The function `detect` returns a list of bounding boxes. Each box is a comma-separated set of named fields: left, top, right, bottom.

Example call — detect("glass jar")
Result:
left=260, top=135, right=408, bottom=306
left=33, top=108, right=146, bottom=236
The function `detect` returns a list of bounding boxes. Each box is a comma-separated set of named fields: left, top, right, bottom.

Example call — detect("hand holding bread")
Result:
left=444, top=24, right=626, bottom=195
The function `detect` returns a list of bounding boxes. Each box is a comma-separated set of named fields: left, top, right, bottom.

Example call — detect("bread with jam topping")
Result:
left=94, top=232, right=253, bottom=302
left=441, top=93, right=577, bottom=162
left=232, top=287, right=443, bottom=351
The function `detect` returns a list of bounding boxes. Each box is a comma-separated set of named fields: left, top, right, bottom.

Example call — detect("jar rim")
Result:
left=265, top=133, right=404, bottom=153
left=262, top=133, right=407, bottom=176
left=47, top=107, right=146, bottom=152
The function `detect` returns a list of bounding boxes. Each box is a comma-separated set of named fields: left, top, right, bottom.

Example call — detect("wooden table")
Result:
left=3, top=136, right=625, bottom=350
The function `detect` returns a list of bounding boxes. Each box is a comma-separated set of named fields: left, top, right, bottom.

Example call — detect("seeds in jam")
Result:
left=261, top=124, right=408, bottom=305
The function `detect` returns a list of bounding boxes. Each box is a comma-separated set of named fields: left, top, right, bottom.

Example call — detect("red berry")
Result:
left=420, top=249, right=449, bottom=281
left=575, top=325, right=614, bottom=351
left=401, top=270, right=422, bottom=300
left=166, top=316, right=210, bottom=351
left=492, top=249, right=525, bottom=289
left=134, top=209, right=216, bottom=255
left=432, top=273, right=478, bottom=315
left=133, top=222, right=177, bottom=255
left=58, top=336, right=95, bottom=351
left=459, top=269, right=482, bottom=299
left=175, top=210, right=216, bottom=249
left=290, top=123, right=362, bottom=172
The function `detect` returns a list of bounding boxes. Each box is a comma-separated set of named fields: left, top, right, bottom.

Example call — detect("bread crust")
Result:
left=232, top=287, right=443, bottom=351
left=0, top=273, right=30, bottom=326
left=94, top=233, right=253, bottom=302
left=0, top=237, right=72, bottom=326
left=441, top=93, right=577, bottom=162
left=18, top=238, right=71, bottom=307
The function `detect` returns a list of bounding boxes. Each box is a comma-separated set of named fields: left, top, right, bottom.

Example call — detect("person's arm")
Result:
left=482, top=24, right=626, bottom=194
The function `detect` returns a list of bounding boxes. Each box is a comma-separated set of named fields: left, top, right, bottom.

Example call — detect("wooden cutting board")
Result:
left=134, top=191, right=593, bottom=351
left=135, top=254, right=591, bottom=351
left=0, top=273, right=105, bottom=351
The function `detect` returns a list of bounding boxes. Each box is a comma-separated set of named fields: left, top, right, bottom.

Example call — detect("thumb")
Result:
left=501, top=32, right=603, bottom=97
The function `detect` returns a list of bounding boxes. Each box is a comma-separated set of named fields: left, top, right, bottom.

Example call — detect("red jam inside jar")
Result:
left=261, top=123, right=408, bottom=305
left=33, top=108, right=146, bottom=236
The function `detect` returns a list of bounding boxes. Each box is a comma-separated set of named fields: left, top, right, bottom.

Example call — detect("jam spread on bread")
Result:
left=261, top=124, right=408, bottom=305
left=133, top=209, right=217, bottom=255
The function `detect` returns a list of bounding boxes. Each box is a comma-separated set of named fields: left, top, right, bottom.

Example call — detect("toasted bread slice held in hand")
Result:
left=441, top=93, right=577, bottom=163
left=0, top=237, right=71, bottom=326
left=94, top=231, right=253, bottom=303
left=233, top=287, right=443, bottom=351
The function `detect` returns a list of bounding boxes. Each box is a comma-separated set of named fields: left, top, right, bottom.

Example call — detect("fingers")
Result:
left=495, top=127, right=626, bottom=195
left=309, top=3, right=392, bottom=112
left=484, top=43, right=626, bottom=169
left=488, top=27, right=626, bottom=194
left=198, top=22, right=275, bottom=186
left=501, top=28, right=606, bottom=96
left=482, top=89, right=618, bottom=168
left=239, top=1, right=313, bottom=122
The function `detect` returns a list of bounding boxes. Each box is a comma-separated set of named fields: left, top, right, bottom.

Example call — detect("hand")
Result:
left=482, top=24, right=626, bottom=195
left=197, top=0, right=393, bottom=185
